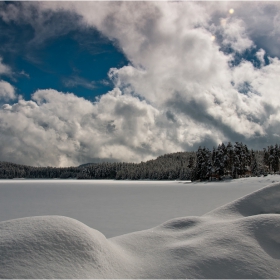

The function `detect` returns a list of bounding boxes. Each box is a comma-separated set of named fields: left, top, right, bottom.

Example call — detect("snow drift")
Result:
left=1, top=183, right=280, bottom=278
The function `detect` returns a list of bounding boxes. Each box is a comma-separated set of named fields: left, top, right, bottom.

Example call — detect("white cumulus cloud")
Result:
left=1, top=2, right=280, bottom=166
left=0, top=80, right=16, bottom=101
left=220, top=18, right=254, bottom=53
left=0, top=57, right=11, bottom=76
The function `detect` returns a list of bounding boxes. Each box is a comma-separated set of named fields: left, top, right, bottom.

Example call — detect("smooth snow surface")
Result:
left=1, top=175, right=279, bottom=237
left=1, top=182, right=280, bottom=278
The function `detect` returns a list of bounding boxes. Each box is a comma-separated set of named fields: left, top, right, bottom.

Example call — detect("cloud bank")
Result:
left=1, top=2, right=280, bottom=166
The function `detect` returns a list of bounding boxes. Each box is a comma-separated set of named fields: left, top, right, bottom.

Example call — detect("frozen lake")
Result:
left=1, top=176, right=279, bottom=237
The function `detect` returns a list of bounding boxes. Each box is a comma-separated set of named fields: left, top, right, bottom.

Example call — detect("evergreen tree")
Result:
left=251, top=150, right=258, bottom=176
left=212, top=143, right=228, bottom=179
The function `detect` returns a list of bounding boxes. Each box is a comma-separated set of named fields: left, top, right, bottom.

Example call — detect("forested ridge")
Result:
left=0, top=142, right=279, bottom=180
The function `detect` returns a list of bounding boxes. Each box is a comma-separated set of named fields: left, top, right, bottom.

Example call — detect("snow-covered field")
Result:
left=1, top=176, right=280, bottom=278
left=1, top=176, right=280, bottom=237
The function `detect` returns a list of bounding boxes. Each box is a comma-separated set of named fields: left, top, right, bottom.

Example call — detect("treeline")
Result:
left=0, top=142, right=280, bottom=180
left=0, top=152, right=195, bottom=180
left=0, top=162, right=81, bottom=179
left=79, top=152, right=195, bottom=180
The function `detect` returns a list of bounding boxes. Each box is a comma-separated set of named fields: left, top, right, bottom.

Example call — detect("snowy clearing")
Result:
left=1, top=175, right=280, bottom=237
left=0, top=175, right=280, bottom=238
left=1, top=179, right=280, bottom=278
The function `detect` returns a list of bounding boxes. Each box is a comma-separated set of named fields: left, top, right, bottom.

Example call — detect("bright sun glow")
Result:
left=229, top=8, right=234, bottom=14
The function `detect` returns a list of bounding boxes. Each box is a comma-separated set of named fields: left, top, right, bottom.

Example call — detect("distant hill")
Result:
left=78, top=163, right=98, bottom=168
left=79, top=157, right=120, bottom=167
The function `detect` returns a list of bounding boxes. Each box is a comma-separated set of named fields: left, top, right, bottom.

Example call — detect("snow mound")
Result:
left=1, top=183, right=280, bottom=278
left=0, top=216, right=132, bottom=278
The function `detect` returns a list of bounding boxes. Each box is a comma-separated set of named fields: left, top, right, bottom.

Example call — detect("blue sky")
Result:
left=1, top=2, right=280, bottom=167
left=0, top=13, right=128, bottom=102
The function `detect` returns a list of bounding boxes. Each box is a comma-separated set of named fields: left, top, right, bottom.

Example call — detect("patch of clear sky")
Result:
left=0, top=15, right=129, bottom=102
